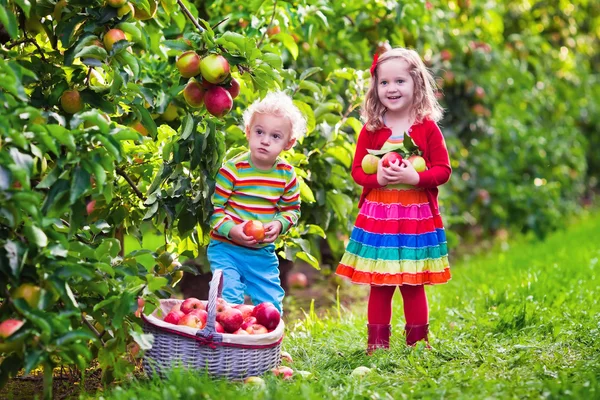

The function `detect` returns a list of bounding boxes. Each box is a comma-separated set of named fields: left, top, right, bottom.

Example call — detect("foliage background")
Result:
left=0, top=0, right=598, bottom=396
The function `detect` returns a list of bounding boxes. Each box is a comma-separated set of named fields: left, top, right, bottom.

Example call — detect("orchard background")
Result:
left=0, top=0, right=598, bottom=398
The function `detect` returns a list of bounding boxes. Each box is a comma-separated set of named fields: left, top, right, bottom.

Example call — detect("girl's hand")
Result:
left=229, top=222, right=258, bottom=247
left=386, top=159, right=420, bottom=185
left=262, top=221, right=283, bottom=243
left=377, top=157, right=391, bottom=186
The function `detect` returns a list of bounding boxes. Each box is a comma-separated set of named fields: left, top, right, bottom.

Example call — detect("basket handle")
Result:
left=196, top=269, right=223, bottom=340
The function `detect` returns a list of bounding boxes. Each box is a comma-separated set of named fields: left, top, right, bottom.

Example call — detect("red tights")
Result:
left=367, top=285, right=429, bottom=325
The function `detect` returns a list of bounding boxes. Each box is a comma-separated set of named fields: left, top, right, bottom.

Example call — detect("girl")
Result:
left=336, top=48, right=452, bottom=352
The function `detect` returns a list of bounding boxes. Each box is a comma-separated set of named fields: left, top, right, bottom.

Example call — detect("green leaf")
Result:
left=278, top=33, right=299, bottom=60
left=24, top=225, right=48, bottom=248
left=55, top=330, right=97, bottom=346
left=24, top=350, right=46, bottom=375
left=69, top=165, right=91, bottom=204
left=46, top=125, right=76, bottom=152
left=65, top=282, right=79, bottom=308
left=299, top=67, right=323, bottom=81
left=293, top=101, right=316, bottom=134
left=306, top=224, right=326, bottom=238
left=0, top=6, right=18, bottom=39
left=296, top=251, right=320, bottom=270
left=130, top=330, right=154, bottom=351
left=74, top=45, right=108, bottom=61
left=13, top=0, right=31, bottom=18
left=146, top=274, right=168, bottom=292
left=299, top=177, right=316, bottom=203
left=180, top=113, right=194, bottom=140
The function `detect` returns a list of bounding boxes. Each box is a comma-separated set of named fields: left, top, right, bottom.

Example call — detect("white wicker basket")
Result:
left=142, top=269, right=284, bottom=379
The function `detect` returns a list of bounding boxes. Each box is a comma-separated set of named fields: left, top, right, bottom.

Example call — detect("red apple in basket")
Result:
left=245, top=323, right=269, bottom=335
left=178, top=313, right=202, bottom=328
left=234, top=304, right=255, bottom=320
left=216, top=307, right=244, bottom=333
left=241, top=316, right=258, bottom=330
left=214, top=321, right=225, bottom=333
left=381, top=152, right=403, bottom=167
left=253, top=302, right=281, bottom=331
left=163, top=310, right=185, bottom=325
left=233, top=328, right=250, bottom=335
left=216, top=297, right=228, bottom=312
left=181, top=297, right=204, bottom=314
left=189, top=309, right=208, bottom=328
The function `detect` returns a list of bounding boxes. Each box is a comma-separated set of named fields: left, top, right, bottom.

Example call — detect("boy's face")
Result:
left=245, top=113, right=295, bottom=169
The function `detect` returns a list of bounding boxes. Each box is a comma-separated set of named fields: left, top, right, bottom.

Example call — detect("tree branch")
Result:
left=257, top=0, right=277, bottom=48
left=116, top=167, right=146, bottom=201
left=176, top=0, right=205, bottom=33
left=211, top=17, right=229, bottom=30
left=81, top=314, right=105, bottom=346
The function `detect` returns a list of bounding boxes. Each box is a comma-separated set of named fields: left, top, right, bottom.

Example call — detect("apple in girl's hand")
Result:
left=381, top=152, right=403, bottom=167
left=243, top=220, right=265, bottom=241
left=361, top=154, right=380, bottom=174
left=181, top=297, right=204, bottom=314
left=408, top=155, right=427, bottom=172
left=234, top=304, right=255, bottom=320
left=163, top=310, right=185, bottom=325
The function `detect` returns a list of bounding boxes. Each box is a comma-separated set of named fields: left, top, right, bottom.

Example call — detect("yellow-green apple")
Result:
left=234, top=304, right=254, bottom=320
left=163, top=310, right=185, bottom=325
left=176, top=51, right=201, bottom=78
left=288, top=272, right=308, bottom=289
left=351, top=366, right=372, bottom=377
left=381, top=152, right=403, bottom=168
left=106, top=0, right=128, bottom=7
left=244, top=376, right=265, bottom=387
left=181, top=297, right=204, bottom=314
left=245, top=323, right=268, bottom=335
left=271, top=366, right=293, bottom=380
left=103, top=29, right=126, bottom=51
left=161, top=103, right=178, bottom=121
left=280, top=351, right=293, bottom=363
left=189, top=309, right=208, bottom=328
left=183, top=81, right=206, bottom=108
left=132, top=0, right=157, bottom=20
left=253, top=302, right=280, bottom=331
left=225, top=77, right=240, bottom=99
left=407, top=155, right=427, bottom=172
left=216, top=307, right=244, bottom=333
left=361, top=154, right=379, bottom=174
left=11, top=283, right=41, bottom=308
left=243, top=220, right=265, bottom=241
left=117, top=3, right=134, bottom=17
left=0, top=319, right=24, bottom=339
left=178, top=313, right=202, bottom=328
left=204, top=86, right=233, bottom=117
left=199, top=54, right=230, bottom=84
left=60, top=89, right=83, bottom=114
left=241, top=316, right=258, bottom=330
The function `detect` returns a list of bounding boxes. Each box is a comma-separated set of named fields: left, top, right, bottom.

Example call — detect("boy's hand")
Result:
left=262, top=221, right=283, bottom=243
left=229, top=222, right=258, bottom=247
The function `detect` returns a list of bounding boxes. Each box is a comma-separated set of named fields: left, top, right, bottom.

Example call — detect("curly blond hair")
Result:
left=362, top=48, right=443, bottom=131
left=242, top=91, right=307, bottom=141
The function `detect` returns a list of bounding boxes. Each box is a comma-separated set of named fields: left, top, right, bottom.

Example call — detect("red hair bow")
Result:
left=369, top=53, right=379, bottom=77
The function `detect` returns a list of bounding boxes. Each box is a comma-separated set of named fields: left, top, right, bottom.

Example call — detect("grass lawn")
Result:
left=81, top=211, right=599, bottom=398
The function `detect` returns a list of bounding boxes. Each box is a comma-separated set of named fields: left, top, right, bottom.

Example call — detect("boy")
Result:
left=207, top=91, right=307, bottom=312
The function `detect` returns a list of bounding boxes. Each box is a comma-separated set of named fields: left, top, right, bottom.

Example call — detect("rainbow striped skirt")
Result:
left=336, top=187, right=451, bottom=286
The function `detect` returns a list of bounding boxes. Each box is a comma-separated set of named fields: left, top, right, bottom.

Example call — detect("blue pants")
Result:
left=206, top=239, right=285, bottom=313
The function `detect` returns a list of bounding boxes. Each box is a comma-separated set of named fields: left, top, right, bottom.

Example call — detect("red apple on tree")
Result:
left=176, top=51, right=201, bottom=78
left=181, top=297, right=204, bottom=314
left=243, top=220, right=265, bottom=242
left=225, top=77, right=240, bottom=99
left=0, top=319, right=24, bottom=339
left=204, top=86, right=233, bottom=117
left=106, top=0, right=128, bottom=8
left=60, top=89, right=83, bottom=114
left=103, top=29, right=127, bottom=51
left=199, top=54, right=230, bottom=84
left=183, top=81, right=206, bottom=108
left=381, top=152, right=403, bottom=167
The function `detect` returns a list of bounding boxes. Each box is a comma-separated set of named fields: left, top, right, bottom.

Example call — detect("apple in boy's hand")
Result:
left=408, top=155, right=427, bottom=172
left=381, top=152, right=403, bottom=167
left=243, top=220, right=265, bottom=241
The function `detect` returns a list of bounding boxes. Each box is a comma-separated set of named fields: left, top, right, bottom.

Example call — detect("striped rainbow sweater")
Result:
left=209, top=151, right=301, bottom=246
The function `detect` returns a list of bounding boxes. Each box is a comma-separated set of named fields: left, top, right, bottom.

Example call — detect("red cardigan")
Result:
left=352, top=119, right=452, bottom=216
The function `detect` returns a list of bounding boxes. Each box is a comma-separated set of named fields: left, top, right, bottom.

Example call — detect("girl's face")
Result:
left=245, top=112, right=295, bottom=169
left=376, top=58, right=415, bottom=119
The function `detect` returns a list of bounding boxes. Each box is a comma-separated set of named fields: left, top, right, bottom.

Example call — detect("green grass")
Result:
left=86, top=211, right=600, bottom=399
